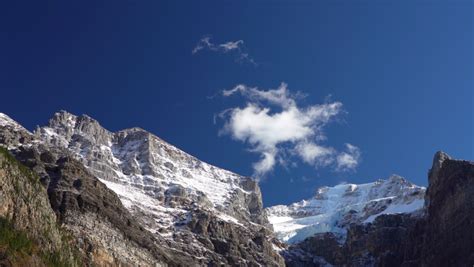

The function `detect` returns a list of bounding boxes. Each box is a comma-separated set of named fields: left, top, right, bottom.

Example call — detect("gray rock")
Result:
left=0, top=111, right=284, bottom=266
left=0, top=147, right=78, bottom=266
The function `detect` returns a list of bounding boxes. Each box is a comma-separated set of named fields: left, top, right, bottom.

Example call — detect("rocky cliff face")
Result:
left=0, top=147, right=79, bottom=266
left=283, top=152, right=474, bottom=267
left=38, top=111, right=267, bottom=227
left=421, top=151, right=474, bottom=266
left=1, top=114, right=175, bottom=266
left=0, top=111, right=284, bottom=266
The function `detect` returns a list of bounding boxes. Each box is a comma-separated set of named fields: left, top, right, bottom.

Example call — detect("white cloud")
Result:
left=192, top=36, right=212, bottom=54
left=192, top=36, right=256, bottom=65
left=295, top=142, right=334, bottom=166
left=253, top=150, right=276, bottom=175
left=219, top=40, right=244, bottom=52
left=218, top=83, right=360, bottom=178
left=336, top=143, right=361, bottom=171
left=222, top=83, right=296, bottom=108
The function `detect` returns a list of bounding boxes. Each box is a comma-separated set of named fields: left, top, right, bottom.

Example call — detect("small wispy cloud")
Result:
left=192, top=36, right=256, bottom=66
left=216, top=83, right=361, bottom=179
left=336, top=143, right=361, bottom=171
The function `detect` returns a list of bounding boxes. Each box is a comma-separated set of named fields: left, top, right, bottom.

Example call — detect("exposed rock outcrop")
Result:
left=0, top=147, right=79, bottom=266
left=421, top=151, right=474, bottom=266
left=1, top=124, right=175, bottom=265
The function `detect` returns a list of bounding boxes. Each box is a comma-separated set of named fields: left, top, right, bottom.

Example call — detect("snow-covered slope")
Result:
left=36, top=111, right=265, bottom=235
left=0, top=113, right=19, bottom=127
left=267, top=176, right=425, bottom=244
left=0, top=113, right=31, bottom=135
left=0, top=113, right=35, bottom=149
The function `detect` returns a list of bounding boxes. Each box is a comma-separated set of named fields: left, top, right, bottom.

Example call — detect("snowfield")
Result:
left=267, top=176, right=425, bottom=243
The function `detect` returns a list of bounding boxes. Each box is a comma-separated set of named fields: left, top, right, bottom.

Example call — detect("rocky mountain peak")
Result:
left=38, top=111, right=111, bottom=148
left=433, top=150, right=451, bottom=162
left=48, top=110, right=77, bottom=126
left=48, top=110, right=110, bottom=136
left=429, top=151, right=451, bottom=181
left=0, top=111, right=284, bottom=266
left=37, top=110, right=260, bottom=211
left=385, top=174, right=406, bottom=183
left=38, top=110, right=271, bottom=236
left=425, top=151, right=452, bottom=209
left=267, top=175, right=425, bottom=243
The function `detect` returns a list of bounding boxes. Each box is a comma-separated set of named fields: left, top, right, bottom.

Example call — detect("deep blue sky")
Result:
left=1, top=1, right=472, bottom=206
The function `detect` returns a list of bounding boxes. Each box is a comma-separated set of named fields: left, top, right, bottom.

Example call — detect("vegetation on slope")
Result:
left=0, top=146, right=81, bottom=267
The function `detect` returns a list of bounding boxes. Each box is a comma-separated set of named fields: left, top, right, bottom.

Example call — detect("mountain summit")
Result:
left=0, top=111, right=284, bottom=266
left=267, top=175, right=425, bottom=243
left=0, top=111, right=472, bottom=267
left=37, top=110, right=267, bottom=228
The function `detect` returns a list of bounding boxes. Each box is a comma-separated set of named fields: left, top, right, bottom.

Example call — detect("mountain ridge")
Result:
left=0, top=110, right=472, bottom=266
left=0, top=111, right=284, bottom=266
left=266, top=175, right=425, bottom=244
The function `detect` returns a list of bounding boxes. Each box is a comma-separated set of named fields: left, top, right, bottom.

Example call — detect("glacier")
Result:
left=266, top=176, right=425, bottom=244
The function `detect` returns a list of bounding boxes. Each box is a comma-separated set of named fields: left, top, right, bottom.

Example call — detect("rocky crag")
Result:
left=0, top=112, right=284, bottom=266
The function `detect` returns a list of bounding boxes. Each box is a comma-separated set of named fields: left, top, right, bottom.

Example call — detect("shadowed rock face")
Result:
left=0, top=147, right=80, bottom=266
left=422, top=152, right=474, bottom=266
left=11, top=144, right=176, bottom=266
left=284, top=152, right=474, bottom=267
left=283, top=214, right=424, bottom=267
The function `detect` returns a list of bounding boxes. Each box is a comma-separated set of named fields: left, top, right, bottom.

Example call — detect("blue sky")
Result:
left=1, top=1, right=472, bottom=206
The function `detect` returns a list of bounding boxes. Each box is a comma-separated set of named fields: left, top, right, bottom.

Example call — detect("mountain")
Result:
left=0, top=111, right=284, bottom=266
left=38, top=111, right=268, bottom=230
left=0, top=111, right=473, bottom=266
left=266, top=176, right=425, bottom=244
left=282, top=152, right=474, bottom=267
